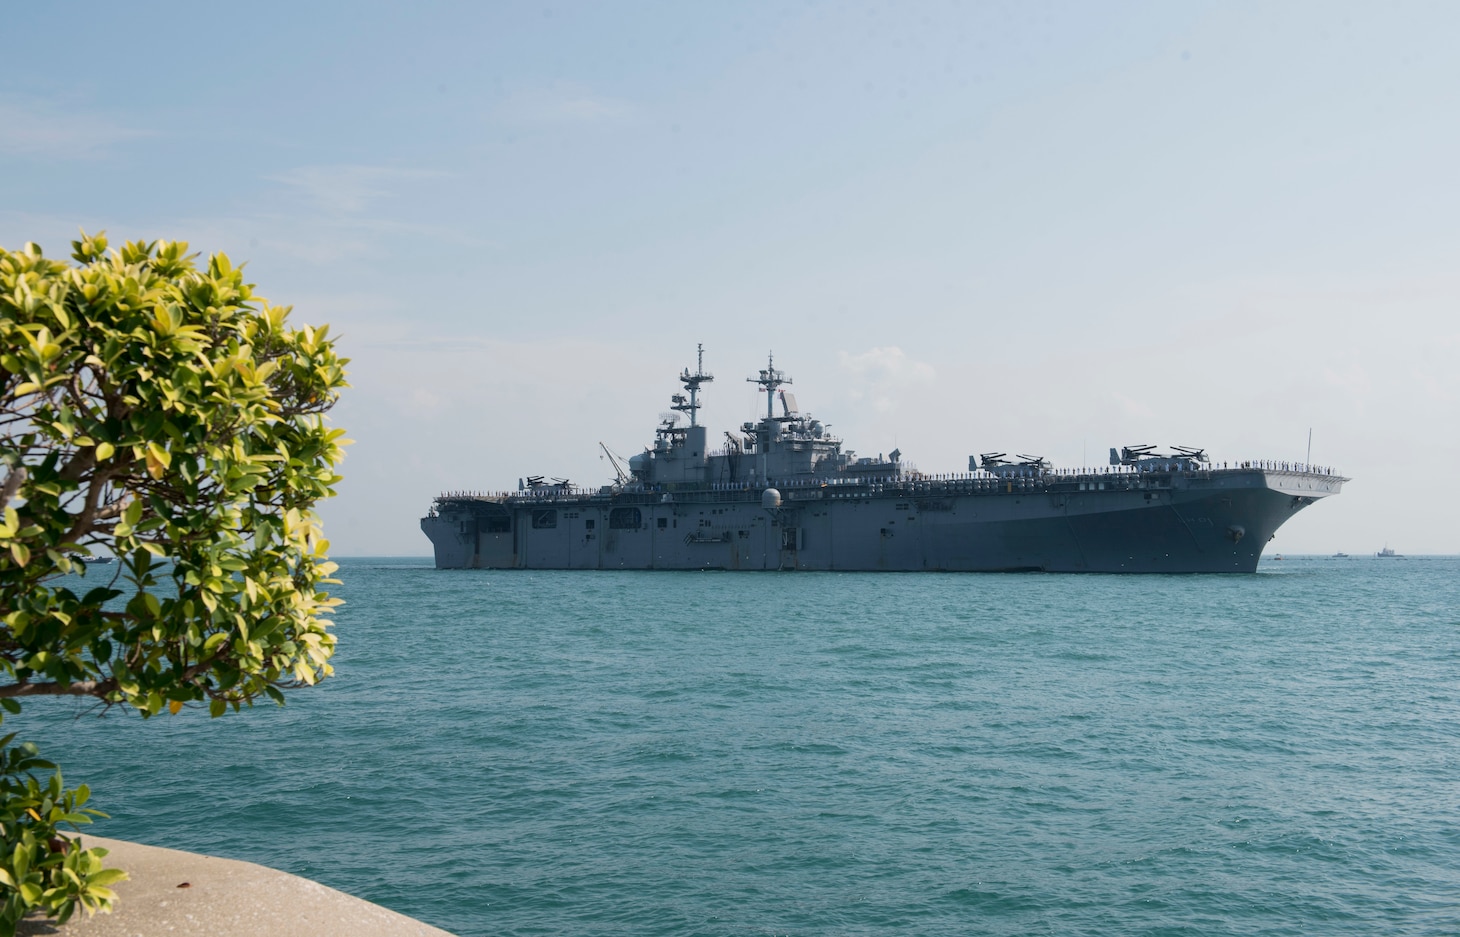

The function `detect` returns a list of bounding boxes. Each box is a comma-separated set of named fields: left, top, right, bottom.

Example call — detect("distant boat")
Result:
left=1376, top=545, right=1401, bottom=558
left=70, top=554, right=114, bottom=565
left=1332, top=552, right=1348, bottom=558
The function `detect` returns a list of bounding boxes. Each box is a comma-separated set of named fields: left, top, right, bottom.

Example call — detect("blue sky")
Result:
left=3, top=1, right=1457, bottom=554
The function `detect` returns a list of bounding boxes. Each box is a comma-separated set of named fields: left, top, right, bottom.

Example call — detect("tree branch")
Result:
left=0, top=677, right=118, bottom=699
left=0, top=465, right=25, bottom=511
left=62, top=462, right=120, bottom=545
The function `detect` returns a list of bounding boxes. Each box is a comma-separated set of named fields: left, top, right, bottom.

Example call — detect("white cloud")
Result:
left=839, top=346, right=936, bottom=384
left=0, top=96, right=149, bottom=158
left=265, top=165, right=446, bottom=214
left=838, top=346, right=935, bottom=412
left=498, top=84, right=640, bottom=125
left=1321, top=361, right=1372, bottom=398
left=1110, top=390, right=1155, bottom=421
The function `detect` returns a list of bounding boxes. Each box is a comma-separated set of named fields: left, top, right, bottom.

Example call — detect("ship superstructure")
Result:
left=422, top=347, right=1345, bottom=573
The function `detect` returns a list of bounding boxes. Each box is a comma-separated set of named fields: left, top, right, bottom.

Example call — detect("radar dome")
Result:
left=761, top=488, right=782, bottom=509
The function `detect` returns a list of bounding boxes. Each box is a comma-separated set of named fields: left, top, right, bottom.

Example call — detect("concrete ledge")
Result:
left=18, top=836, right=457, bottom=937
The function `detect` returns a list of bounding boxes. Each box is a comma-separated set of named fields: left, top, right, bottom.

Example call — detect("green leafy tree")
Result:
left=0, top=233, right=348, bottom=933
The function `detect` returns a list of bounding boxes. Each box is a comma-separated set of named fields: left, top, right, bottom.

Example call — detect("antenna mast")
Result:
left=677, top=343, right=714, bottom=427
left=748, top=351, right=792, bottom=421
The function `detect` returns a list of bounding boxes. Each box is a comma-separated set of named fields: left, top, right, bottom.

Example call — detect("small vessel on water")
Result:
left=1332, top=552, right=1349, bottom=558
left=422, top=347, right=1347, bottom=573
left=1376, top=545, right=1401, bottom=557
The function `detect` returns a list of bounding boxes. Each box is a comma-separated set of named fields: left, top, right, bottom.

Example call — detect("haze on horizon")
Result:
left=3, top=1, right=1456, bottom=556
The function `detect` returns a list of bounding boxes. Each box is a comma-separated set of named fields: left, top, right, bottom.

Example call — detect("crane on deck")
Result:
left=599, top=442, right=631, bottom=486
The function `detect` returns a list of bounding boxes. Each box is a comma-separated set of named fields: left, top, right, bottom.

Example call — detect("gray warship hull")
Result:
left=422, top=348, right=1345, bottom=573
left=422, top=466, right=1341, bottom=573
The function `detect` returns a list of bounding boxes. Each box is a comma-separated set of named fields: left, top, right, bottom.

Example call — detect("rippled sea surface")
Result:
left=20, top=556, right=1460, bottom=936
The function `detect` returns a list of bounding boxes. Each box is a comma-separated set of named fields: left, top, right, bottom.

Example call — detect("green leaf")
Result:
left=84, top=868, right=129, bottom=888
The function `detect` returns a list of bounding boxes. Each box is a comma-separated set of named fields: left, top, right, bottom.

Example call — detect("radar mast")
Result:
left=676, top=343, right=714, bottom=427
left=748, top=352, right=792, bottom=421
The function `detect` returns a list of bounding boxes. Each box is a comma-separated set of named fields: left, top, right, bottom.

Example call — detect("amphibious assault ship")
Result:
left=421, top=347, right=1345, bottom=573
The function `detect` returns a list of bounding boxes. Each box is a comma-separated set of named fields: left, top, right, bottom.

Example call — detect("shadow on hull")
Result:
left=423, top=476, right=1329, bottom=574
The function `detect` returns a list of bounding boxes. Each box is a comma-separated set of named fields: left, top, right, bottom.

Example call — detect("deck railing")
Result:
left=431, top=460, right=1343, bottom=508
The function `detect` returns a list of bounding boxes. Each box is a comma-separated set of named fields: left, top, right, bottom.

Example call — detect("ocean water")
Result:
left=16, top=556, right=1460, bottom=936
